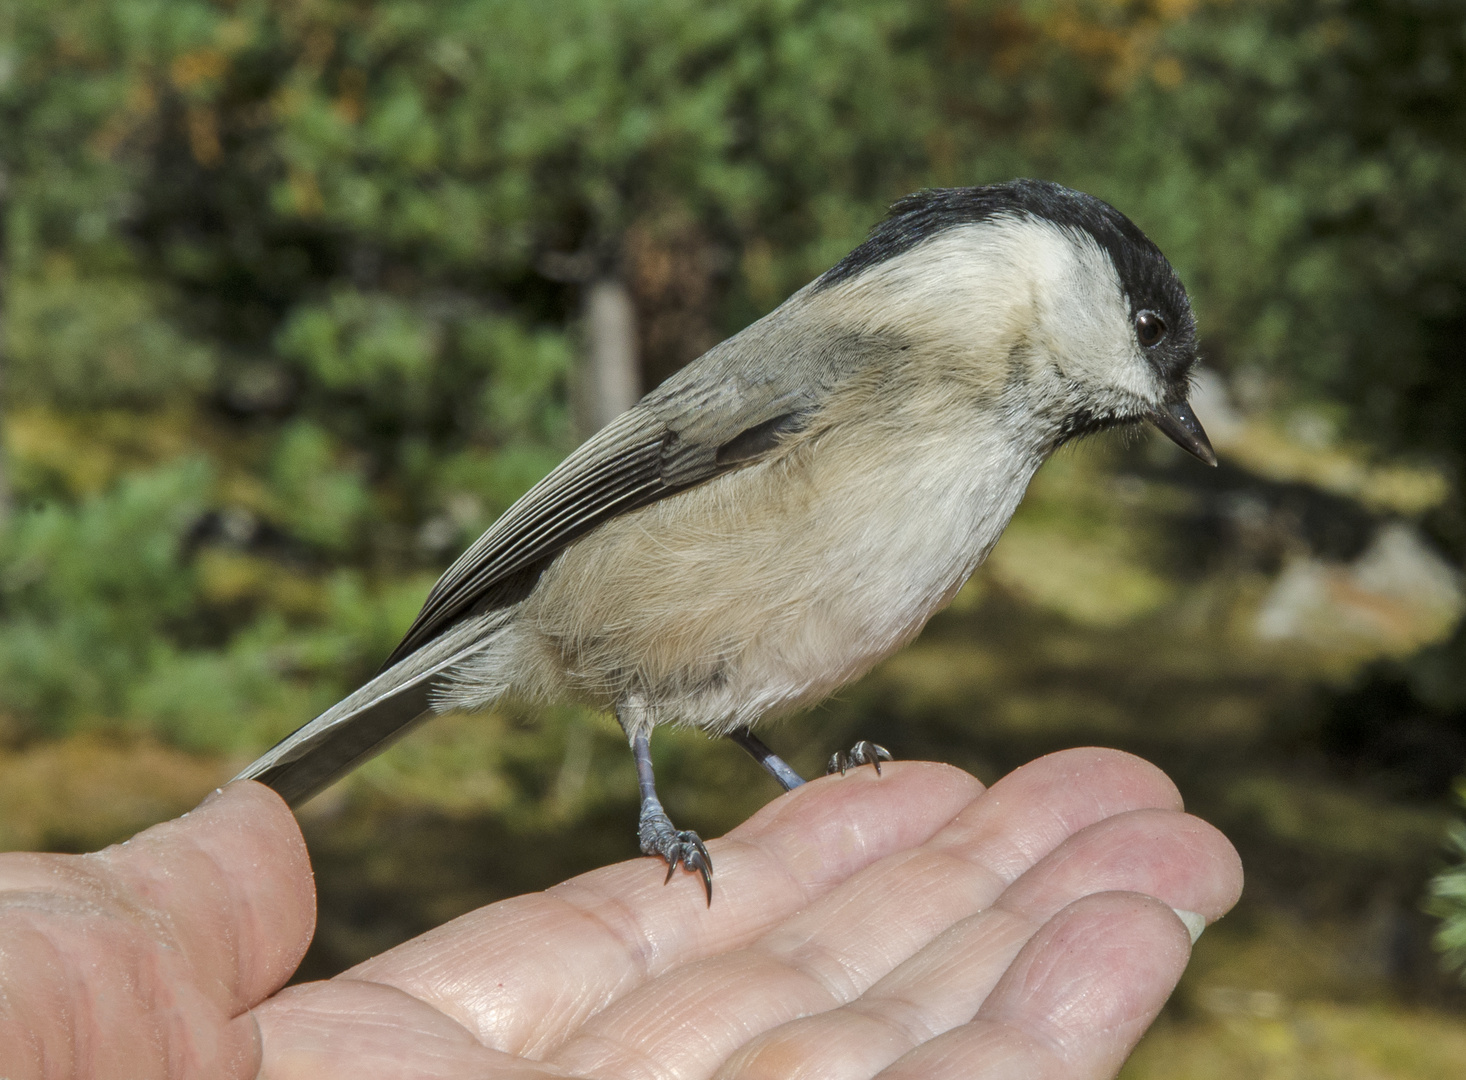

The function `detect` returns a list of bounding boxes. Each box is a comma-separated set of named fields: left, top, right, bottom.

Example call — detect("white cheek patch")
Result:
left=1038, top=223, right=1161, bottom=404
left=809, top=213, right=1169, bottom=412
left=816, top=224, right=1037, bottom=358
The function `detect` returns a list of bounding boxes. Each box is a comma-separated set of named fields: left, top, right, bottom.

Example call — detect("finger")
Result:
left=875, top=892, right=1194, bottom=1079
left=0, top=780, right=313, bottom=1011
left=0, top=781, right=312, bottom=1079
left=716, top=808, right=1240, bottom=1077
left=992, top=807, right=1241, bottom=926
left=921, top=747, right=1184, bottom=883
left=94, top=780, right=316, bottom=1011
left=547, top=749, right=1191, bottom=1079
left=340, top=762, right=981, bottom=1057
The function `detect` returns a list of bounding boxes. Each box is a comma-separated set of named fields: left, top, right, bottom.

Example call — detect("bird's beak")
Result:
left=1148, top=400, right=1217, bottom=466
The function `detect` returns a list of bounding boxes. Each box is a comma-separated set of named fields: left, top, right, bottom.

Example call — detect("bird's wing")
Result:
left=381, top=320, right=889, bottom=667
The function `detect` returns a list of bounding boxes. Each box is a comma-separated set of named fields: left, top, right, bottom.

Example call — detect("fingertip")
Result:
left=982, top=890, right=1193, bottom=1048
left=1185, top=814, right=1244, bottom=922
left=995, top=807, right=1244, bottom=934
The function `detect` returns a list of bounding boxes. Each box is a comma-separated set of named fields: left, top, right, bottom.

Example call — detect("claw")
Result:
left=826, top=740, right=894, bottom=776
left=692, top=834, right=712, bottom=874
left=654, top=830, right=714, bottom=905
left=689, top=848, right=713, bottom=907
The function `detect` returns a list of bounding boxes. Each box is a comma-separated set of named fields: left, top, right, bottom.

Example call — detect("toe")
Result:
left=826, top=741, right=895, bottom=776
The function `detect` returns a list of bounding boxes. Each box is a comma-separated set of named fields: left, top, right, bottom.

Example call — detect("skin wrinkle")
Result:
left=746, top=777, right=910, bottom=893
left=6, top=915, right=79, bottom=1077
left=355, top=896, right=615, bottom=1056
left=59, top=913, right=103, bottom=1079
left=178, top=842, right=244, bottom=1012
left=867, top=906, right=1039, bottom=1027
left=845, top=990, right=945, bottom=1055
left=257, top=979, right=568, bottom=1080
left=873, top=917, right=998, bottom=1013
left=329, top=976, right=491, bottom=1046
left=110, top=913, right=215, bottom=1076
left=754, top=847, right=986, bottom=1005
left=992, top=812, right=1239, bottom=925
left=716, top=834, right=815, bottom=923
left=879, top=965, right=1139, bottom=1075
left=526, top=891, right=677, bottom=1048
left=556, top=1030, right=680, bottom=1080
left=86, top=786, right=313, bottom=1023
left=555, top=951, right=832, bottom=1079
left=407, top=767, right=949, bottom=1055
left=741, top=942, right=860, bottom=1019
left=916, top=1034, right=1041, bottom=1080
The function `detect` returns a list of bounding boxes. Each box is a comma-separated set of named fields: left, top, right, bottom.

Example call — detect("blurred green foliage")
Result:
left=7, top=0, right=1466, bottom=749
left=1431, top=784, right=1466, bottom=974
left=5, top=0, right=1466, bottom=1066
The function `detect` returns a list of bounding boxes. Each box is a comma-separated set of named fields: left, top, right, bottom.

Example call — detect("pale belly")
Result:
left=440, top=419, right=1039, bottom=736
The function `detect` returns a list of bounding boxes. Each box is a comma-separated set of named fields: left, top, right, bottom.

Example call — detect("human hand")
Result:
left=0, top=780, right=314, bottom=1078
left=1, top=749, right=1241, bottom=1079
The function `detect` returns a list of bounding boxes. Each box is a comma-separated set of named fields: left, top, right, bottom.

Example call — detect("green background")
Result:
left=5, top=0, right=1466, bottom=1072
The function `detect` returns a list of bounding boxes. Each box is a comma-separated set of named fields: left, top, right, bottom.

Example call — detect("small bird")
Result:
left=238, top=180, right=1215, bottom=902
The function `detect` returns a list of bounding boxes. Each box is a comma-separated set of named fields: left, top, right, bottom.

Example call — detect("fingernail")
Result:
left=1172, top=907, right=1207, bottom=945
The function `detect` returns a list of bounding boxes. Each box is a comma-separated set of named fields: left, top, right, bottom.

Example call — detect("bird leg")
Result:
left=827, top=739, right=893, bottom=776
left=630, top=728, right=713, bottom=904
left=728, top=728, right=806, bottom=792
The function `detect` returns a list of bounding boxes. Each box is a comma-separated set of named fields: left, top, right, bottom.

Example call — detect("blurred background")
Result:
left=4, top=0, right=1466, bottom=1073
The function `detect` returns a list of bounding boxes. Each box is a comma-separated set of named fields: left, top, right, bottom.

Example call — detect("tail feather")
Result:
left=235, top=611, right=510, bottom=807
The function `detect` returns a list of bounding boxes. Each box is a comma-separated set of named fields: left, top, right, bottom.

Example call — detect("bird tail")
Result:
left=233, top=611, right=511, bottom=807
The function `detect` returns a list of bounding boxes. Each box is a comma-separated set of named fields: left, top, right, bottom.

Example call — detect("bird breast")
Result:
left=452, top=407, right=1042, bottom=736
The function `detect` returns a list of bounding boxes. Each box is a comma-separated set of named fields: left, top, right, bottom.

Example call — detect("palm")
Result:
left=0, top=749, right=1240, bottom=1080
left=257, top=750, right=1239, bottom=1079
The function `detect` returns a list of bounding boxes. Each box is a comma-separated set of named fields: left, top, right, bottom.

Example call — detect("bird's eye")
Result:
left=1135, top=310, right=1167, bottom=348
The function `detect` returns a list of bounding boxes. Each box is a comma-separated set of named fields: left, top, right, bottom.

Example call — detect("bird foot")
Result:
left=639, top=801, right=713, bottom=905
left=826, top=739, right=893, bottom=777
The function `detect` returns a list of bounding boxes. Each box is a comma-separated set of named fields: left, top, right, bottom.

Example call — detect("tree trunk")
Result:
left=576, top=276, right=640, bottom=438
left=0, top=164, right=11, bottom=528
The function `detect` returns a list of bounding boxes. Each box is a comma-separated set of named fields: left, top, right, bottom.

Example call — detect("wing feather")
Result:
left=384, top=414, right=672, bottom=665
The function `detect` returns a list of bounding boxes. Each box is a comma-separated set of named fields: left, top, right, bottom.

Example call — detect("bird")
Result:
left=236, top=179, right=1215, bottom=903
